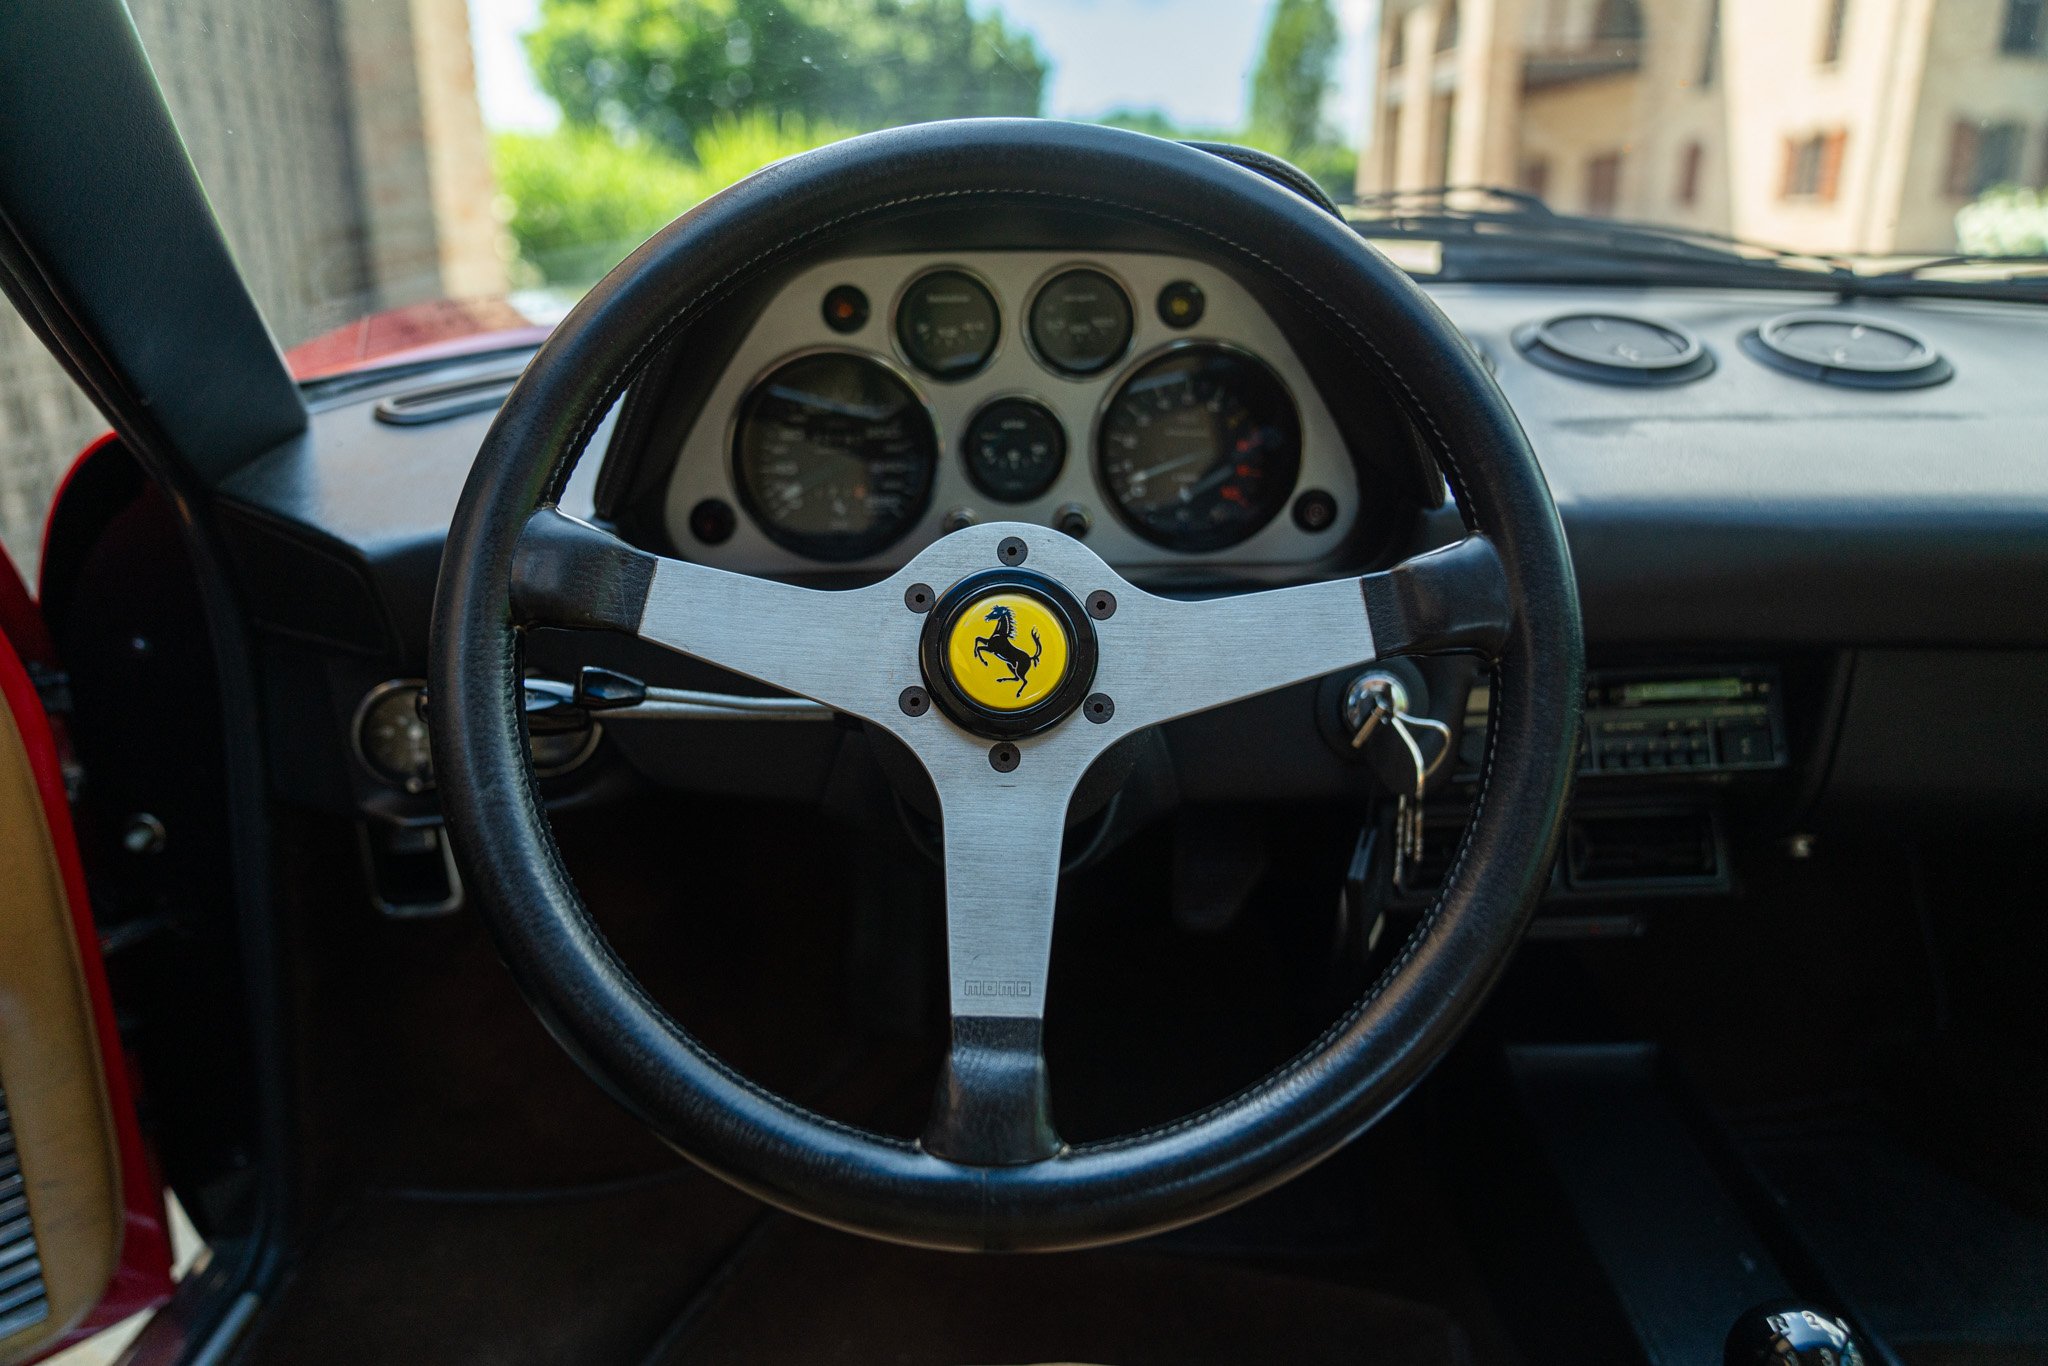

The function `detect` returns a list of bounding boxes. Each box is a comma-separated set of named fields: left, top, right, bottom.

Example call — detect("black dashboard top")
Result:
left=217, top=272, right=2048, bottom=662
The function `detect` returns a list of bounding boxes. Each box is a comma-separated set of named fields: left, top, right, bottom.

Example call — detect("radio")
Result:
left=1456, top=666, right=1788, bottom=779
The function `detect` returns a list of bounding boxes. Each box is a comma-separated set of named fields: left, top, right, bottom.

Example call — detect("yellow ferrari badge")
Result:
left=945, top=592, right=1070, bottom=710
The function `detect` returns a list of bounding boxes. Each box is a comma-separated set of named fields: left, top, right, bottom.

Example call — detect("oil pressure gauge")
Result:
left=354, top=681, right=435, bottom=793
left=963, top=397, right=1066, bottom=502
left=353, top=679, right=599, bottom=792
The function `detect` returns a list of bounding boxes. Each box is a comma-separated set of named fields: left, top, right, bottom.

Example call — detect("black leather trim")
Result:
left=509, top=509, right=655, bottom=632
left=1361, top=536, right=1512, bottom=661
left=1180, top=141, right=1343, bottom=218
left=429, top=119, right=1583, bottom=1252
left=922, top=1017, right=1061, bottom=1166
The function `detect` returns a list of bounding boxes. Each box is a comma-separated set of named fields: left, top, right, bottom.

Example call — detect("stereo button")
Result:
left=1717, top=720, right=1774, bottom=766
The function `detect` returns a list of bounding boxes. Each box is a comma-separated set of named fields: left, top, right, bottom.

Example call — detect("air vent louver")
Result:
left=0, top=1085, right=49, bottom=1342
left=1513, top=313, right=1714, bottom=385
left=1741, top=312, right=1951, bottom=389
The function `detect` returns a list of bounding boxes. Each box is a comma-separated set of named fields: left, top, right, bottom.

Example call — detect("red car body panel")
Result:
left=282, top=296, right=550, bottom=381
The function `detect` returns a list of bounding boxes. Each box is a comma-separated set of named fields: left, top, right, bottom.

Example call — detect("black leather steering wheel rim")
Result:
left=429, top=119, right=1583, bottom=1252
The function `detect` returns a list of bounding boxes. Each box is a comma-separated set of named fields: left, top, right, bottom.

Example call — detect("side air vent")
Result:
left=0, top=1084, right=50, bottom=1342
left=1741, top=312, right=1952, bottom=389
left=1513, top=312, right=1715, bottom=385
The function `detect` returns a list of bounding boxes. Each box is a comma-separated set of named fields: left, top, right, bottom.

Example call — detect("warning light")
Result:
left=1156, top=280, right=1205, bottom=329
left=821, top=284, right=870, bottom=334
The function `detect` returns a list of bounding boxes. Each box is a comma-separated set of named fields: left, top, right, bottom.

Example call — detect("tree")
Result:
left=1957, top=186, right=2048, bottom=255
left=526, top=0, right=1047, bottom=157
left=1249, top=0, right=1340, bottom=158
left=495, top=113, right=850, bottom=285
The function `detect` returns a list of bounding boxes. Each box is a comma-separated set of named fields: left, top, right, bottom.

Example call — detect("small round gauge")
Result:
left=733, top=352, right=939, bottom=561
left=529, top=725, right=601, bottom=777
left=895, top=269, right=999, bottom=379
left=355, top=682, right=434, bottom=793
left=1029, top=268, right=1134, bottom=375
left=354, top=681, right=600, bottom=791
left=963, top=398, right=1066, bottom=502
left=1098, top=345, right=1302, bottom=553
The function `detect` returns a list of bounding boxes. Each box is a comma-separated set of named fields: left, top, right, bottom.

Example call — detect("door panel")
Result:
left=0, top=543, right=170, bottom=1363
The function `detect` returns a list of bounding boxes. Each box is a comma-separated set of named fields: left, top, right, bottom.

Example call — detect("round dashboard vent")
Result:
left=1513, top=313, right=1714, bottom=385
left=1741, top=312, right=1951, bottom=389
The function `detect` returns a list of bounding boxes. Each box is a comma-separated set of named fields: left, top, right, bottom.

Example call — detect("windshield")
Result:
left=128, top=0, right=2048, bottom=362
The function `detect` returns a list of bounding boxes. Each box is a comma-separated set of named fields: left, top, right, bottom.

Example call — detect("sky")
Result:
left=466, top=0, right=1378, bottom=142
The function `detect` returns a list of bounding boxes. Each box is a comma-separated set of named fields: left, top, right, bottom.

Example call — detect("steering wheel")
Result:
left=429, top=120, right=1582, bottom=1252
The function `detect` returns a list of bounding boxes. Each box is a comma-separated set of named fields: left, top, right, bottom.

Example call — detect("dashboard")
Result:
left=658, top=252, right=1362, bottom=574
left=206, top=201, right=2048, bottom=926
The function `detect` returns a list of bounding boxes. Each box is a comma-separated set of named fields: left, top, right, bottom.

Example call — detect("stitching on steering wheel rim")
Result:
left=498, top=166, right=1519, bottom=1167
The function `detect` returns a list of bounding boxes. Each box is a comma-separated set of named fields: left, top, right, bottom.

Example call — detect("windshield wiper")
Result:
left=1347, top=185, right=2048, bottom=303
left=1866, top=253, right=2048, bottom=280
left=1349, top=185, right=1860, bottom=271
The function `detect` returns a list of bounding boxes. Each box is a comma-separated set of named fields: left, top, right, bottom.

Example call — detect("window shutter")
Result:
left=1819, top=129, right=1848, bottom=201
left=1780, top=136, right=1799, bottom=198
left=1945, top=120, right=1978, bottom=197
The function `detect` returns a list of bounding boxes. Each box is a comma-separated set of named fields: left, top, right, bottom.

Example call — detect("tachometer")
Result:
left=1097, top=345, right=1301, bottom=552
left=733, top=352, right=938, bottom=561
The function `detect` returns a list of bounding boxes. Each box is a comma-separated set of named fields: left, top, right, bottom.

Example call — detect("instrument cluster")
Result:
left=662, top=251, right=1361, bottom=573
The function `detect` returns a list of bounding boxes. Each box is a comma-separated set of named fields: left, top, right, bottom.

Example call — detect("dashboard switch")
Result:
left=1717, top=719, right=1775, bottom=766
left=1293, top=489, right=1338, bottom=532
left=689, top=498, right=736, bottom=545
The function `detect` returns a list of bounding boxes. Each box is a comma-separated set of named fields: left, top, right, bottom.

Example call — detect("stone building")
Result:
left=0, top=0, right=503, bottom=571
left=1358, top=0, right=2048, bottom=254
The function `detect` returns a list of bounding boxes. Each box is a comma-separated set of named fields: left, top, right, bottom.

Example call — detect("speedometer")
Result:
left=733, top=352, right=938, bottom=561
left=1097, top=345, right=1301, bottom=552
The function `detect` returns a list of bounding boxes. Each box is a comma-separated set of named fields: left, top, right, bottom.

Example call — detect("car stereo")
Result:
left=1455, top=666, right=1788, bottom=779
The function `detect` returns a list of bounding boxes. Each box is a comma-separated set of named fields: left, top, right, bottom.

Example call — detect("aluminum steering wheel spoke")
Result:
left=509, top=508, right=1510, bottom=1167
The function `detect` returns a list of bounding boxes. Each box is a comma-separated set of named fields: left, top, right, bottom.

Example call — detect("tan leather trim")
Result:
left=0, top=686, right=122, bottom=1363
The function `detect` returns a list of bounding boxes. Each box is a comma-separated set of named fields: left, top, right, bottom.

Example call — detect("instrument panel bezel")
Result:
left=660, top=250, right=1362, bottom=574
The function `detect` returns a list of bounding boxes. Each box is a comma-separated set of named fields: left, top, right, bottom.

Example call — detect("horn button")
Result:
left=918, top=569, right=1098, bottom=739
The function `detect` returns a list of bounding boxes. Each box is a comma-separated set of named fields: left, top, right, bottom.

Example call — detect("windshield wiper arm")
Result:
left=1347, top=185, right=2048, bottom=301
left=1866, top=253, right=2048, bottom=279
left=1348, top=185, right=1862, bottom=276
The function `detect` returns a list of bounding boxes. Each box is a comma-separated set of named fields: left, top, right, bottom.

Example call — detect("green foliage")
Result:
left=526, top=0, right=1046, bottom=156
left=1091, top=101, right=1359, bottom=206
left=1955, top=185, right=2048, bottom=256
left=1232, top=123, right=1358, bottom=204
left=494, top=114, right=847, bottom=285
left=1249, top=0, right=1340, bottom=157
left=1093, top=107, right=1207, bottom=141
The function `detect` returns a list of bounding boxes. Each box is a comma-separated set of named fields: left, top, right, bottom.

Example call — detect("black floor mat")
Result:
left=644, top=1216, right=1472, bottom=1366
left=235, top=1172, right=762, bottom=1366
left=1733, top=1100, right=2048, bottom=1366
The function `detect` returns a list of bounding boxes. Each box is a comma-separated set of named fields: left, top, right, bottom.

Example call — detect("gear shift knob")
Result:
left=1725, top=1301, right=1866, bottom=1366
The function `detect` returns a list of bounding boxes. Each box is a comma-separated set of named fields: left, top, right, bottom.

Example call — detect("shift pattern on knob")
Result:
left=1725, top=1301, right=1866, bottom=1366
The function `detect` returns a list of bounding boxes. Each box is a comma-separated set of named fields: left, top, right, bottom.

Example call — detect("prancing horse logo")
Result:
left=972, top=604, right=1043, bottom=699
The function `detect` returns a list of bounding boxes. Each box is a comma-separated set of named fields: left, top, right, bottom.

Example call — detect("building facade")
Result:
left=1358, top=0, right=2048, bottom=254
left=0, top=0, right=503, bottom=571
